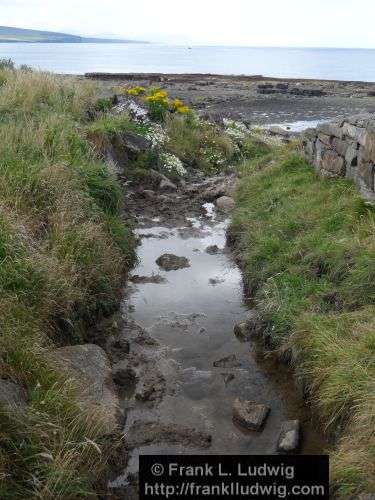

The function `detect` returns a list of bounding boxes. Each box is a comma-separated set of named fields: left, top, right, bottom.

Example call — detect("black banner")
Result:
left=140, top=455, right=329, bottom=499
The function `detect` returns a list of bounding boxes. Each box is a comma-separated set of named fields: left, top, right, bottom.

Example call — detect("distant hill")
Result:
left=0, top=26, right=148, bottom=44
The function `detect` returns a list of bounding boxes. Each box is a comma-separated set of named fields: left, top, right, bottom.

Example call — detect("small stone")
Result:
left=156, top=254, right=190, bottom=271
left=233, top=398, right=270, bottom=431
left=205, top=245, right=220, bottom=255
left=277, top=420, right=301, bottom=452
left=159, top=178, right=178, bottom=192
left=213, top=354, right=241, bottom=368
left=233, top=322, right=250, bottom=342
left=221, top=373, right=235, bottom=385
left=215, top=196, right=235, bottom=213
left=209, top=277, right=225, bottom=286
left=110, top=338, right=130, bottom=355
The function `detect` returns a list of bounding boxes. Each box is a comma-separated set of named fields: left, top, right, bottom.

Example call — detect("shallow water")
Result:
left=113, top=206, right=326, bottom=487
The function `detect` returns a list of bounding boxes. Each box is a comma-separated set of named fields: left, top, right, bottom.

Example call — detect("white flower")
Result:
left=159, top=152, right=186, bottom=176
left=146, top=124, right=167, bottom=149
left=223, top=118, right=249, bottom=140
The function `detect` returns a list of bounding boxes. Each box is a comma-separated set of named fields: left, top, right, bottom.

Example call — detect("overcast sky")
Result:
left=1, top=0, right=375, bottom=47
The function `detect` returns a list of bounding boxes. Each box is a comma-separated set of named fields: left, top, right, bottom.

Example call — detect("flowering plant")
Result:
left=159, top=152, right=186, bottom=176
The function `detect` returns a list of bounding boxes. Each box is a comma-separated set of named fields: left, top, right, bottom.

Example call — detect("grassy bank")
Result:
left=0, top=68, right=135, bottom=497
left=231, top=147, right=375, bottom=497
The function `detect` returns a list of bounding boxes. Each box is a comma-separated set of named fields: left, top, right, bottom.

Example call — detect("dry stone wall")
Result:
left=302, top=114, right=375, bottom=201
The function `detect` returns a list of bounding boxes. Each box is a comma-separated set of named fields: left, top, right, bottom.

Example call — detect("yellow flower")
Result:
left=172, top=98, right=184, bottom=109
left=126, top=86, right=146, bottom=96
left=176, top=105, right=190, bottom=114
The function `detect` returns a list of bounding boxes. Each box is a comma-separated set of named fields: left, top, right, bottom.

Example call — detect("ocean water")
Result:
left=1, top=43, right=375, bottom=81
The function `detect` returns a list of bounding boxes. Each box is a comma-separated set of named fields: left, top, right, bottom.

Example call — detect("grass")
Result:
left=231, top=145, right=375, bottom=497
left=0, top=68, right=135, bottom=497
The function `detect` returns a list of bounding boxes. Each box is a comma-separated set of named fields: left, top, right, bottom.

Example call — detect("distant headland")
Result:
left=0, top=26, right=148, bottom=43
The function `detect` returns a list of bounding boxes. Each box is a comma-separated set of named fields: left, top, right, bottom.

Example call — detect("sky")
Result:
left=1, top=0, right=375, bottom=48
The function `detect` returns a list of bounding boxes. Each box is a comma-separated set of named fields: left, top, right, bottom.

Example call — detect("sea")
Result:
left=1, top=43, right=375, bottom=81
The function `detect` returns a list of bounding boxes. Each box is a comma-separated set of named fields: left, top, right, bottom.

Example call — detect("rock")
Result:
left=113, top=366, right=137, bottom=388
left=221, top=373, right=235, bottom=385
left=215, top=196, right=235, bottom=213
left=342, top=122, right=367, bottom=145
left=277, top=420, right=301, bottom=452
left=269, top=126, right=290, bottom=137
left=213, top=354, right=241, bottom=368
left=209, top=277, right=225, bottom=286
left=141, top=189, right=156, bottom=200
left=0, top=379, right=27, bottom=409
left=159, top=178, right=178, bottom=192
left=233, top=398, right=270, bottom=431
left=321, top=150, right=345, bottom=177
left=317, top=122, right=343, bottom=139
left=109, top=337, right=130, bottom=356
left=130, top=274, right=167, bottom=284
left=234, top=311, right=264, bottom=341
left=156, top=253, right=190, bottom=271
left=205, top=244, right=220, bottom=254
left=46, top=344, right=121, bottom=434
left=233, top=322, right=251, bottom=342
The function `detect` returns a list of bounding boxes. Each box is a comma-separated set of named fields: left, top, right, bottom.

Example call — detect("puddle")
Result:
left=265, top=119, right=327, bottom=132
left=112, top=207, right=327, bottom=492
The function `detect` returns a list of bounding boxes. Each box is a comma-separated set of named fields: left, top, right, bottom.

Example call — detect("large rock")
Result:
left=233, top=398, right=270, bottom=431
left=47, top=344, right=121, bottom=434
left=277, top=420, right=301, bottom=452
left=342, top=123, right=366, bottom=145
left=363, top=122, right=375, bottom=163
left=156, top=254, right=190, bottom=271
left=321, top=150, right=345, bottom=177
left=317, top=122, right=343, bottom=139
left=120, top=131, right=151, bottom=159
left=0, top=379, right=27, bottom=409
left=159, top=177, right=178, bottom=192
left=216, top=196, right=235, bottom=213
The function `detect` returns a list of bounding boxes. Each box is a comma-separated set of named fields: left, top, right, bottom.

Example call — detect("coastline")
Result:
left=87, top=72, right=375, bottom=126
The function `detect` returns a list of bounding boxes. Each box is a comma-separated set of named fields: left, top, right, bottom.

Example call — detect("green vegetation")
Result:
left=0, top=67, right=135, bottom=498
left=165, top=114, right=236, bottom=174
left=231, top=145, right=375, bottom=497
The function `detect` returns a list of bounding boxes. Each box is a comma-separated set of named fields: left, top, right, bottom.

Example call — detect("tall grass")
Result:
left=232, top=147, right=375, bottom=497
left=0, top=68, right=135, bottom=497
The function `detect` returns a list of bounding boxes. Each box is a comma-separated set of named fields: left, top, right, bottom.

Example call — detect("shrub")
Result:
left=165, top=114, right=235, bottom=173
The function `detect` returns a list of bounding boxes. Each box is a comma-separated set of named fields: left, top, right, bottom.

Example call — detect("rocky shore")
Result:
left=87, top=72, right=375, bottom=126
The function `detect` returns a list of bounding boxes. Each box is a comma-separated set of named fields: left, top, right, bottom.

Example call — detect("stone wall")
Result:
left=302, top=114, right=375, bottom=201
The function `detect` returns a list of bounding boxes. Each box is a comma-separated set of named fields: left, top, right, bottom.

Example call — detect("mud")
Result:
left=107, top=179, right=329, bottom=498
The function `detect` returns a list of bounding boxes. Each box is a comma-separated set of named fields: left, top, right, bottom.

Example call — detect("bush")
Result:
left=165, top=114, right=235, bottom=173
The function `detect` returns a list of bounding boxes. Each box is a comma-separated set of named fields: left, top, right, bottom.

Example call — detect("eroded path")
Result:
left=109, top=180, right=327, bottom=498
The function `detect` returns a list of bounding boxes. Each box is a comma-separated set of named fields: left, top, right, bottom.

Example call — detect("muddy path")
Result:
left=106, top=178, right=328, bottom=498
